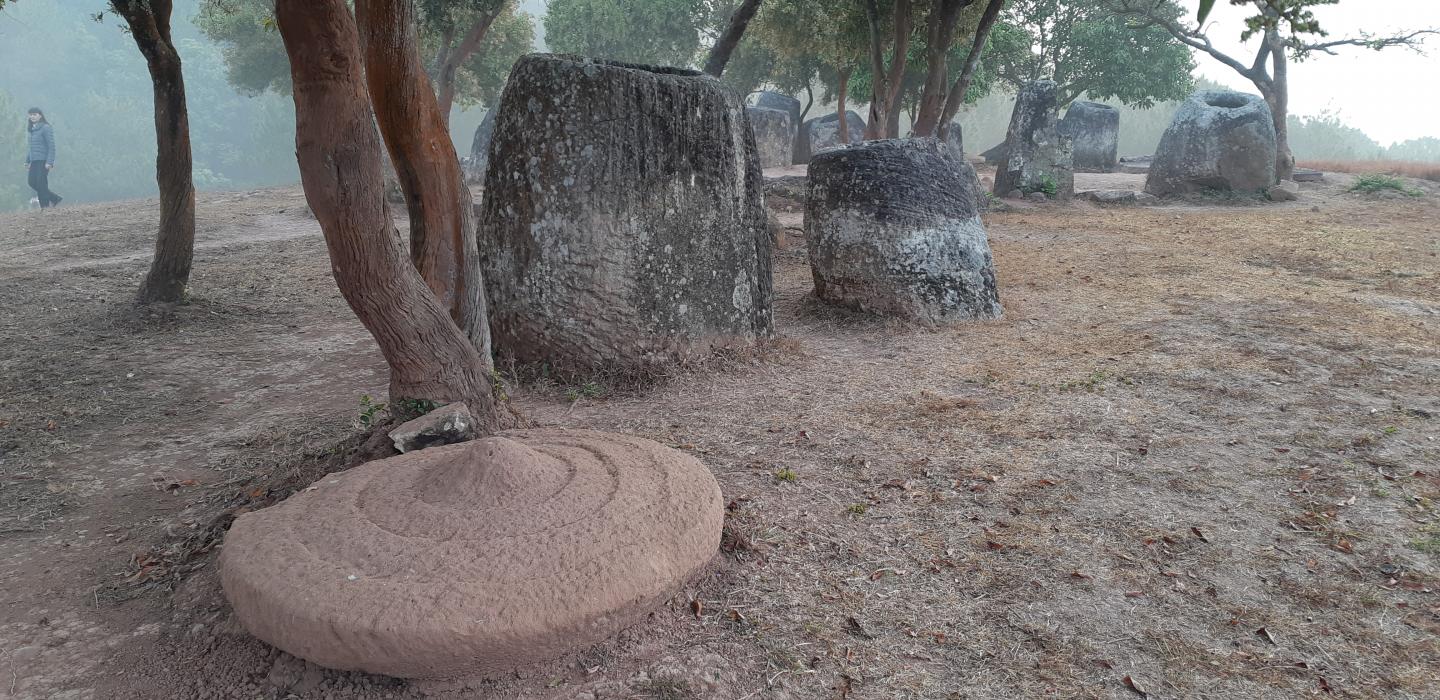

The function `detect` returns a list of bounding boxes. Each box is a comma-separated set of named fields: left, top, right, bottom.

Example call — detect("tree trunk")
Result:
left=837, top=67, right=852, bottom=145
left=937, top=0, right=1004, bottom=141
left=801, top=81, right=814, bottom=122
left=357, top=0, right=493, bottom=360
left=862, top=0, right=887, bottom=139
left=1264, top=31, right=1294, bottom=181
left=274, top=0, right=502, bottom=428
left=863, top=0, right=911, bottom=140
left=883, top=0, right=912, bottom=138
left=912, top=0, right=967, bottom=137
left=114, top=0, right=196, bottom=305
left=703, top=0, right=763, bottom=77
left=434, top=11, right=502, bottom=124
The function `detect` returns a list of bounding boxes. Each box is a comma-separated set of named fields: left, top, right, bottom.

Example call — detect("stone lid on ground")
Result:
left=220, top=428, right=724, bottom=679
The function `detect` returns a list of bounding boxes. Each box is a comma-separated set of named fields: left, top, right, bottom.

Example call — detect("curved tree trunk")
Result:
left=1265, top=31, right=1294, bottom=182
left=434, top=10, right=503, bottom=123
left=274, top=0, right=502, bottom=428
left=114, top=0, right=196, bottom=305
left=937, top=0, right=1004, bottom=141
left=357, top=0, right=492, bottom=361
left=911, top=0, right=968, bottom=137
left=703, top=0, right=763, bottom=77
left=863, top=0, right=911, bottom=140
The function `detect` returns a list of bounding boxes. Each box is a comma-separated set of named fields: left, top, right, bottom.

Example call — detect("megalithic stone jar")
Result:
left=478, top=53, right=773, bottom=378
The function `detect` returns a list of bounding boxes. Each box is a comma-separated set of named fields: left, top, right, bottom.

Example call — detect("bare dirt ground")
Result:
left=1, top=171, right=1437, bottom=700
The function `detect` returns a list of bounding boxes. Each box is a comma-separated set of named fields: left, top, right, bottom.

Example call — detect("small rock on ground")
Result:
left=1268, top=179, right=1300, bottom=202
left=388, top=402, right=476, bottom=453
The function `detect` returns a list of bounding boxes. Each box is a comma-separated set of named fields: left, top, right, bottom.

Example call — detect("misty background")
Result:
left=2, top=0, right=1436, bottom=212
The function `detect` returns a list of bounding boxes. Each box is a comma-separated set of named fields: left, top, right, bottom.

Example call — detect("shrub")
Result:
left=1348, top=174, right=1423, bottom=197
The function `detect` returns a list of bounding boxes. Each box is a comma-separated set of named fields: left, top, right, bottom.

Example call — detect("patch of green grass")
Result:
left=1022, top=174, right=1060, bottom=198
left=564, top=381, right=606, bottom=402
left=1349, top=173, right=1423, bottom=197
left=773, top=467, right=798, bottom=483
left=1058, top=369, right=1133, bottom=393
left=391, top=398, right=440, bottom=421
left=357, top=394, right=386, bottom=427
left=845, top=503, right=868, bottom=517
left=489, top=369, right=508, bottom=402
left=1409, top=523, right=1440, bottom=554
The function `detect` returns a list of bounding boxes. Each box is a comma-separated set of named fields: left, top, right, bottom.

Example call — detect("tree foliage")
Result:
left=197, top=0, right=534, bottom=108
left=993, top=0, right=1194, bottom=107
left=1111, top=0, right=1438, bottom=180
left=0, top=0, right=297, bottom=208
left=543, top=0, right=712, bottom=66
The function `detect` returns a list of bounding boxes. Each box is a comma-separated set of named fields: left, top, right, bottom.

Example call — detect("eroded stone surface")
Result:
left=980, top=142, right=1006, bottom=165
left=753, top=91, right=801, bottom=163
left=463, top=109, right=497, bottom=184
left=747, top=107, right=795, bottom=169
left=1146, top=90, right=1276, bottom=196
left=221, top=428, right=724, bottom=679
left=796, top=111, right=865, bottom=165
left=1060, top=101, right=1119, bottom=173
left=993, top=80, right=1074, bottom=200
left=806, top=138, right=1002, bottom=323
left=478, top=54, right=772, bottom=377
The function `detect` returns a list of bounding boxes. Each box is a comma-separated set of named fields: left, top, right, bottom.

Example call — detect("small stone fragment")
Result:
left=1267, top=179, right=1300, bottom=201
left=388, top=402, right=476, bottom=454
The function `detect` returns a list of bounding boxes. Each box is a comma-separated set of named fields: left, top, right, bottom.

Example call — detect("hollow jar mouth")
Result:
left=544, top=53, right=705, bottom=78
left=1203, top=93, right=1249, bottom=109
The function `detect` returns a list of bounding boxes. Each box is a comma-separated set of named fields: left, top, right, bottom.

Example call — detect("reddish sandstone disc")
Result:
left=219, top=428, right=723, bottom=679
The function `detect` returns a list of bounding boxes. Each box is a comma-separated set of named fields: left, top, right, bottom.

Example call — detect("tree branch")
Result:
left=1111, top=0, right=1261, bottom=81
left=1300, top=29, right=1440, bottom=56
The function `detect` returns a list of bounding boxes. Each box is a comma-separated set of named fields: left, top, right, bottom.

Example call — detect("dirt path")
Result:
left=1, top=178, right=1437, bottom=699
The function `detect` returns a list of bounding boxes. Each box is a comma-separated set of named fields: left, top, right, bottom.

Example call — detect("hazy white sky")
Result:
left=1179, top=0, right=1440, bottom=145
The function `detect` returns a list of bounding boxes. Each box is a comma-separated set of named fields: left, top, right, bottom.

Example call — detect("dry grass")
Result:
left=1299, top=158, right=1440, bottom=182
left=2, top=179, right=1439, bottom=699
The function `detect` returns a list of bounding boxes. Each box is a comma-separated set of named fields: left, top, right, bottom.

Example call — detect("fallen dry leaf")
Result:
left=1122, top=674, right=1149, bottom=697
left=1191, top=526, right=1209, bottom=542
left=1256, top=627, right=1278, bottom=645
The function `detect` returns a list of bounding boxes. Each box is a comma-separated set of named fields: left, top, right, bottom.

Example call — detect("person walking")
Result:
left=24, top=107, right=61, bottom=209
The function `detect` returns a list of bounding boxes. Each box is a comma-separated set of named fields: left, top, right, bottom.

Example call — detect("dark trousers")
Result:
left=28, top=160, right=60, bottom=208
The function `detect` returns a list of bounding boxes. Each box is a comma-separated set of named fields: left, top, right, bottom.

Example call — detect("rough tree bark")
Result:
left=356, top=0, right=492, bottom=360
left=703, top=0, right=763, bottom=77
left=112, top=0, right=196, bottom=305
left=836, top=67, right=852, bottom=145
left=863, top=0, right=911, bottom=140
left=1263, top=28, right=1295, bottom=180
left=274, top=0, right=502, bottom=428
left=433, top=7, right=504, bottom=123
left=937, top=0, right=1004, bottom=142
left=911, top=0, right=973, bottom=137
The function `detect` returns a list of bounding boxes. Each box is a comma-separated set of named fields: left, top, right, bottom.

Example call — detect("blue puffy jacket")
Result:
left=26, top=122, right=55, bottom=166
